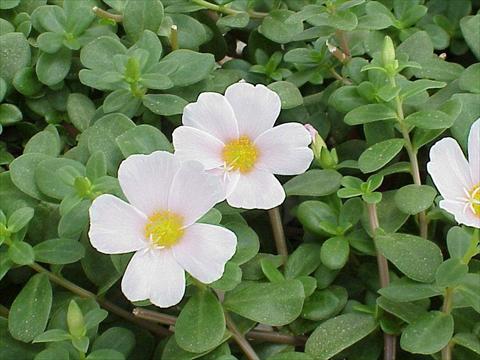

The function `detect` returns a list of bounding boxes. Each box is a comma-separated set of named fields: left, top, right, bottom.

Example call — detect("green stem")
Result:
left=267, top=207, right=288, bottom=261
left=225, top=312, right=260, bottom=360
left=367, top=203, right=396, bottom=360
left=170, top=25, right=179, bottom=51
left=191, top=0, right=267, bottom=18
left=336, top=30, right=351, bottom=58
left=28, top=263, right=169, bottom=337
left=92, top=6, right=123, bottom=22
left=441, top=288, right=454, bottom=360
left=391, top=77, right=428, bottom=239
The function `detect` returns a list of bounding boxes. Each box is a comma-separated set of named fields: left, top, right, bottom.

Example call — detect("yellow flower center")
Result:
left=145, top=211, right=184, bottom=247
left=222, top=136, right=258, bottom=173
left=469, top=183, right=480, bottom=216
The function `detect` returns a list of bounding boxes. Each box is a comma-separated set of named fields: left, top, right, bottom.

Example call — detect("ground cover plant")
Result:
left=1, top=0, right=479, bottom=359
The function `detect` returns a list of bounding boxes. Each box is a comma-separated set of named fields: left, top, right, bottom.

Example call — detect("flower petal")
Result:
left=168, top=161, right=225, bottom=226
left=118, top=151, right=181, bottom=216
left=468, top=118, right=480, bottom=184
left=172, top=223, right=237, bottom=283
left=121, top=248, right=185, bottom=307
left=172, top=126, right=224, bottom=170
left=88, top=194, right=147, bottom=254
left=226, top=169, right=285, bottom=209
left=182, top=92, right=238, bottom=142
left=440, top=200, right=480, bottom=228
left=225, top=82, right=281, bottom=138
left=254, top=123, right=313, bottom=175
left=427, top=138, right=473, bottom=200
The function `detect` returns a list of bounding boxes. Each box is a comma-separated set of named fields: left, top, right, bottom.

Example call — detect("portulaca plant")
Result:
left=1, top=1, right=479, bottom=360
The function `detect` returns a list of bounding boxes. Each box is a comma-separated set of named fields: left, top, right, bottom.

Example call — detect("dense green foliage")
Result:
left=1, top=0, right=479, bottom=359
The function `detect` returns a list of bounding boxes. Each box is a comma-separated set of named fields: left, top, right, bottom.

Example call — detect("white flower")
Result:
left=427, top=119, right=480, bottom=228
left=172, top=82, right=313, bottom=210
left=88, top=151, right=237, bottom=307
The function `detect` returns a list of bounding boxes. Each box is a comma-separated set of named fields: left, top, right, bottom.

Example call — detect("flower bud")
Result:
left=305, top=124, right=337, bottom=169
left=67, top=300, right=86, bottom=338
left=381, top=36, right=396, bottom=70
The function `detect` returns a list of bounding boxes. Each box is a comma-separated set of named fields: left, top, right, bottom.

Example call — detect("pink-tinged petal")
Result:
left=172, top=126, right=224, bottom=170
left=468, top=118, right=480, bottom=184
left=208, top=168, right=241, bottom=198
left=226, top=169, right=285, bottom=209
left=440, top=200, right=480, bottom=229
left=172, top=223, right=237, bottom=283
left=168, top=161, right=225, bottom=226
left=427, top=138, right=473, bottom=200
left=88, top=194, right=148, bottom=254
left=225, top=82, right=281, bottom=138
left=182, top=92, right=238, bottom=142
left=118, top=151, right=181, bottom=216
left=254, top=123, right=313, bottom=175
left=121, top=248, right=186, bottom=307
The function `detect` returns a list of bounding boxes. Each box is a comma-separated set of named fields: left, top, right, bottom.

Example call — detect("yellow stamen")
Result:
left=469, top=183, right=480, bottom=216
left=222, top=136, right=258, bottom=173
left=145, top=211, right=184, bottom=247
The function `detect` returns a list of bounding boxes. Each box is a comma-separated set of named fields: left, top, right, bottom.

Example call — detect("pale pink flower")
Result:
left=427, top=119, right=480, bottom=228
left=172, top=82, right=313, bottom=209
left=88, top=151, right=237, bottom=307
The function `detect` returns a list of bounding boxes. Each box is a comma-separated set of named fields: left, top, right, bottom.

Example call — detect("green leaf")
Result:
left=457, top=274, right=480, bottom=312
left=285, top=243, right=322, bottom=279
left=37, top=32, right=63, bottom=53
left=375, top=233, right=443, bottom=283
left=460, top=15, right=480, bottom=60
left=33, top=329, right=71, bottom=343
left=169, top=13, right=208, bottom=50
left=8, top=241, right=34, bottom=265
left=8, top=273, right=52, bottom=342
left=10, top=153, right=52, bottom=201
left=453, top=333, right=480, bottom=355
left=379, top=278, right=443, bottom=302
left=344, top=104, right=397, bottom=125
left=142, top=94, right=188, bottom=116
left=320, top=237, right=350, bottom=270
left=435, top=258, right=468, bottom=288
left=58, top=200, right=90, bottom=240
left=139, top=73, right=173, bottom=90
left=226, top=222, right=260, bottom=265
left=404, top=110, right=454, bottom=129
left=305, top=313, right=377, bottom=360
left=297, top=200, right=337, bottom=237
left=87, top=349, right=125, bottom=360
left=210, top=262, right=242, bottom=291
left=459, top=63, right=480, bottom=94
left=400, top=311, right=453, bottom=354
left=91, top=327, right=135, bottom=357
left=80, top=36, right=127, bottom=73
left=84, top=308, right=108, bottom=330
left=156, top=49, right=215, bottom=87
left=259, top=10, right=303, bottom=44
left=12, top=67, right=43, bottom=97
left=36, top=48, right=72, bottom=86
left=116, top=124, right=173, bottom=157
left=67, top=93, right=96, bottom=132
left=7, top=207, right=34, bottom=232
left=358, top=138, right=404, bottom=173
left=446, top=226, right=471, bottom=260
left=400, top=79, right=446, bottom=100
left=0, top=104, right=22, bottom=126
left=34, top=348, right=69, bottom=360
left=35, top=157, right=86, bottom=200
left=284, top=170, right=342, bottom=197
left=224, top=280, right=305, bottom=326
left=217, top=13, right=249, bottom=28
left=376, top=296, right=426, bottom=324
left=123, top=0, right=164, bottom=42
left=87, top=113, right=135, bottom=174
left=24, top=127, right=60, bottom=157
left=175, top=290, right=225, bottom=353
left=302, top=286, right=347, bottom=321
left=0, top=32, right=31, bottom=89
left=268, top=81, right=303, bottom=109
left=33, top=238, right=85, bottom=264
left=394, top=184, right=437, bottom=215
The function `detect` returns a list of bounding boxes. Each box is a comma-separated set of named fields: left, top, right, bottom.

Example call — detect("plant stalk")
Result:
left=133, top=307, right=307, bottom=345
left=391, top=79, right=428, bottom=239
left=225, top=312, right=260, bottom=360
left=268, top=207, right=288, bottom=261
left=192, top=0, right=267, bottom=18
left=170, top=25, right=179, bottom=50
left=92, top=6, right=123, bottom=22
left=441, top=288, right=454, bottom=360
left=367, top=203, right=396, bottom=360
left=29, top=263, right=169, bottom=337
